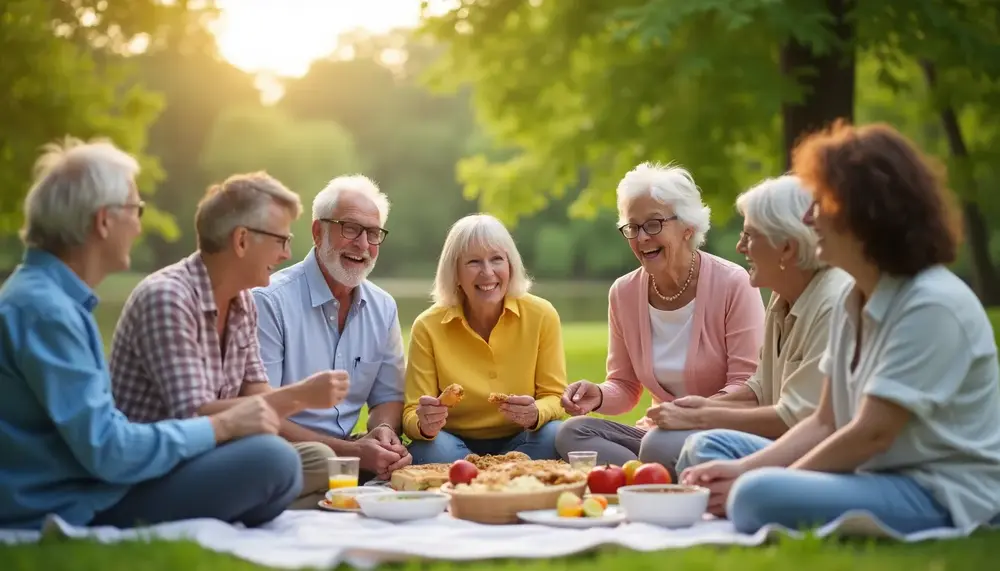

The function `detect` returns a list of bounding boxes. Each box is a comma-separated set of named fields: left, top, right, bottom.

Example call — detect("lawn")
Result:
left=3, top=279, right=1000, bottom=569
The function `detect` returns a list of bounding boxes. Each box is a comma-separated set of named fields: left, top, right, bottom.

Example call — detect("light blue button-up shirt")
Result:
left=0, top=249, right=216, bottom=530
left=252, top=248, right=405, bottom=439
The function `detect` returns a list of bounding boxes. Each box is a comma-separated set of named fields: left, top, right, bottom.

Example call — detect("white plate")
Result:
left=517, top=507, right=626, bottom=528
left=318, top=499, right=360, bottom=513
left=320, top=486, right=392, bottom=512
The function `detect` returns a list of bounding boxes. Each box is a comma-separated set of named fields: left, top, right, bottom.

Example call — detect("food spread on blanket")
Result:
left=389, top=451, right=584, bottom=492
left=556, top=491, right=609, bottom=518
left=585, top=461, right=671, bottom=494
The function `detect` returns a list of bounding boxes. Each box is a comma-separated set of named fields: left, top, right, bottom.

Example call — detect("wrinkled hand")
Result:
left=560, top=380, right=602, bottom=416
left=211, top=396, right=280, bottom=443
left=498, top=395, right=540, bottom=429
left=416, top=395, right=448, bottom=438
left=646, top=402, right=702, bottom=430
left=365, top=425, right=412, bottom=479
left=298, top=370, right=350, bottom=409
left=672, top=395, right=710, bottom=409
left=680, top=460, right=745, bottom=517
left=356, top=437, right=406, bottom=477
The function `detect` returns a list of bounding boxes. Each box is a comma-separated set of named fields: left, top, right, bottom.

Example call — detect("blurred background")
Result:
left=2, top=0, right=999, bottom=337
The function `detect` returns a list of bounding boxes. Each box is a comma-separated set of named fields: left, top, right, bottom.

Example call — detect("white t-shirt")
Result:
left=820, top=266, right=1000, bottom=528
left=649, top=300, right=696, bottom=397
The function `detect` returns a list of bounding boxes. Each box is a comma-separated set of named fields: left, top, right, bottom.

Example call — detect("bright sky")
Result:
left=212, top=0, right=445, bottom=78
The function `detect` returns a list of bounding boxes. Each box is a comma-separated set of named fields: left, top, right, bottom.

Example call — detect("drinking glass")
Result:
left=328, top=457, right=360, bottom=490
left=568, top=451, right=598, bottom=473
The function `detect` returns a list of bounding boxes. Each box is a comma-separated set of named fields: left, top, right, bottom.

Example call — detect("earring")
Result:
left=779, top=262, right=786, bottom=271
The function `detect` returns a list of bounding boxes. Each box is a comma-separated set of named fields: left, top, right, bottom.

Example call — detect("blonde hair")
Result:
left=431, top=214, right=532, bottom=307
left=195, top=171, right=302, bottom=254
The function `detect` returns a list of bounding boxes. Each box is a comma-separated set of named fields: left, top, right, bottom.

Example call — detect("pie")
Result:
left=438, top=384, right=465, bottom=407
left=389, top=451, right=583, bottom=492
left=487, top=392, right=510, bottom=405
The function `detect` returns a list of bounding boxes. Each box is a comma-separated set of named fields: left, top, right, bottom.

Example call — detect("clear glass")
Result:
left=327, top=457, right=360, bottom=490
left=567, top=451, right=598, bottom=473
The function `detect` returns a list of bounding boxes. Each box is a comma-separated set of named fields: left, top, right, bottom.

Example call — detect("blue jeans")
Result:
left=90, top=435, right=302, bottom=528
left=676, top=429, right=954, bottom=534
left=409, top=420, right=563, bottom=465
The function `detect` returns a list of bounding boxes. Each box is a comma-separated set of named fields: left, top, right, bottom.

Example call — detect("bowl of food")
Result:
left=355, top=491, right=450, bottom=522
left=442, top=465, right=588, bottom=524
left=617, top=484, right=710, bottom=528
left=322, top=486, right=392, bottom=511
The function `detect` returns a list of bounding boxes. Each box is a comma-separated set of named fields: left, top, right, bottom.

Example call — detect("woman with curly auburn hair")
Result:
left=679, top=121, right=1000, bottom=535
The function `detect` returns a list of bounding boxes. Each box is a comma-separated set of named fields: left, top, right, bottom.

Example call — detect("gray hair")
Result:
left=431, top=214, right=532, bottom=307
left=20, top=136, right=140, bottom=253
left=735, top=175, right=825, bottom=271
left=616, top=162, right=712, bottom=248
left=195, top=171, right=303, bottom=254
left=312, top=174, right=390, bottom=226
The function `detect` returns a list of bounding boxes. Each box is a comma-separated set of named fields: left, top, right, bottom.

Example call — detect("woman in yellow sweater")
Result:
left=402, top=214, right=568, bottom=464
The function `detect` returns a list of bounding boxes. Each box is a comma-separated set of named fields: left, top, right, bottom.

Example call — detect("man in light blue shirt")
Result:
left=254, top=175, right=412, bottom=481
left=0, top=137, right=301, bottom=530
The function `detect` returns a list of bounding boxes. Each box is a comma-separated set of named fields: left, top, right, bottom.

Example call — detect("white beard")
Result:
left=319, top=238, right=376, bottom=289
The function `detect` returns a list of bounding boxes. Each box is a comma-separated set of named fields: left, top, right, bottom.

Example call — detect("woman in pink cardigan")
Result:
left=555, top=162, right=765, bottom=470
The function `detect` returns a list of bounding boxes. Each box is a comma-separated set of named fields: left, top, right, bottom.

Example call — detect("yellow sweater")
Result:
left=402, top=294, right=568, bottom=441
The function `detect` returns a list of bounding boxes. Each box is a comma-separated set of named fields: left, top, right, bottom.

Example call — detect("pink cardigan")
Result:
left=597, top=251, right=765, bottom=423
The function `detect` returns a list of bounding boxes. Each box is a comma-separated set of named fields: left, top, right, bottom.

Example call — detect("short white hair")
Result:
left=312, top=174, right=390, bottom=226
left=431, top=213, right=532, bottom=307
left=20, top=136, right=139, bottom=253
left=616, top=162, right=712, bottom=248
left=195, top=171, right=302, bottom=254
left=736, top=175, right=825, bottom=271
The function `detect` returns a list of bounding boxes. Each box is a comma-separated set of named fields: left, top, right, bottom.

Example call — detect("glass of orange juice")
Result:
left=327, top=457, right=360, bottom=490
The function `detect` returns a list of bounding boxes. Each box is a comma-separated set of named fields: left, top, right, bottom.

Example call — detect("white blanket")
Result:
left=0, top=510, right=991, bottom=569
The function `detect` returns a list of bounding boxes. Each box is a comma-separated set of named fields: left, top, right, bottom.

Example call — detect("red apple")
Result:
left=587, top=463, right=627, bottom=494
left=449, top=460, right=479, bottom=485
left=632, top=462, right=672, bottom=485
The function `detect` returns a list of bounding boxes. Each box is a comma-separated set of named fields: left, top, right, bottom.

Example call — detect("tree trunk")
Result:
left=780, top=0, right=857, bottom=170
left=920, top=60, right=1000, bottom=304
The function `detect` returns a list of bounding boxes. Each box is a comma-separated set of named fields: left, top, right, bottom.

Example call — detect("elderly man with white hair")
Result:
left=0, top=138, right=303, bottom=530
left=109, top=171, right=350, bottom=511
left=556, top=162, right=765, bottom=471
left=253, top=175, right=412, bottom=483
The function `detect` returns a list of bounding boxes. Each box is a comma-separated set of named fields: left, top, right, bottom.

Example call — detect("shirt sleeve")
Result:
left=132, top=285, right=216, bottom=418
left=595, top=285, right=645, bottom=415
left=719, top=273, right=766, bottom=393
left=402, top=318, right=438, bottom=441
left=241, top=293, right=269, bottom=385
left=532, top=302, right=568, bottom=430
left=18, top=311, right=216, bottom=484
left=863, top=303, right=973, bottom=418
left=367, top=305, right=405, bottom=409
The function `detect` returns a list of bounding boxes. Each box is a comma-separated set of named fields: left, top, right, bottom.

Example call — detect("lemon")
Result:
left=581, top=497, right=605, bottom=518
left=556, top=491, right=583, bottom=517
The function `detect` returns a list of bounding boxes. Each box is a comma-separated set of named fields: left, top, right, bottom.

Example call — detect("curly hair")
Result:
left=791, top=120, right=963, bottom=276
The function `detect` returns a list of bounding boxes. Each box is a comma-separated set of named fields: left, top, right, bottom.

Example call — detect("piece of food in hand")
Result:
left=587, top=463, right=627, bottom=494
left=622, top=460, right=642, bottom=485
left=633, top=462, right=672, bottom=485
left=438, top=384, right=465, bottom=407
left=449, top=459, right=479, bottom=485
left=488, top=392, right=511, bottom=405
left=581, top=496, right=606, bottom=518
left=556, top=491, right=583, bottom=517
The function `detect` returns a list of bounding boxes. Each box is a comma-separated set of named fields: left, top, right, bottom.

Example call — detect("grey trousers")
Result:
left=554, top=416, right=700, bottom=478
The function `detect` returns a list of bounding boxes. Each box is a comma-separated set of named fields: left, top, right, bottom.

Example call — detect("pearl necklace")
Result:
left=651, top=251, right=697, bottom=302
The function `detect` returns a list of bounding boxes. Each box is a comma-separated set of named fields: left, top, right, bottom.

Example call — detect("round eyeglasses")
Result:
left=618, top=216, right=678, bottom=239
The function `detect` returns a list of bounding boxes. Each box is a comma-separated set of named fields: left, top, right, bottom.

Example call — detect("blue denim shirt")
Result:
left=252, top=249, right=405, bottom=439
left=0, top=249, right=216, bottom=530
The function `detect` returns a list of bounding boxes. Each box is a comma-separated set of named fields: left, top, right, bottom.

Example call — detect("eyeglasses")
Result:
left=618, top=216, right=678, bottom=239
left=114, top=201, right=145, bottom=218
left=320, top=218, right=388, bottom=245
left=246, top=227, right=293, bottom=251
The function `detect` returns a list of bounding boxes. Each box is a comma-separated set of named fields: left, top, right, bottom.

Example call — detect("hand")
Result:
left=646, top=402, right=703, bottom=430
left=297, top=370, right=350, bottom=409
left=498, top=395, right=540, bottom=429
left=561, top=380, right=602, bottom=415
left=680, top=460, right=746, bottom=517
left=355, top=437, right=405, bottom=477
left=672, top=395, right=710, bottom=409
left=366, top=424, right=412, bottom=478
left=415, top=395, right=448, bottom=438
left=210, top=396, right=280, bottom=443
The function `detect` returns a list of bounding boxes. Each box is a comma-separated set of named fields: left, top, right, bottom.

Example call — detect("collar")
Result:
left=786, top=267, right=831, bottom=319
left=23, top=248, right=99, bottom=311
left=304, top=247, right=368, bottom=310
left=441, top=295, right=521, bottom=324
left=183, top=251, right=250, bottom=315
left=844, top=272, right=900, bottom=325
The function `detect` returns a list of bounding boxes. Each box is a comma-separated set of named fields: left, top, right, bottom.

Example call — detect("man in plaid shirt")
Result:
left=110, top=172, right=349, bottom=509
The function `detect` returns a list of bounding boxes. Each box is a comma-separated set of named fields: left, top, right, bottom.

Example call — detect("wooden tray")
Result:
left=440, top=481, right=588, bottom=525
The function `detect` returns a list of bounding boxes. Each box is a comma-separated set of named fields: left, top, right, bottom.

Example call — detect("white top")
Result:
left=821, top=266, right=1000, bottom=528
left=648, top=300, right=696, bottom=397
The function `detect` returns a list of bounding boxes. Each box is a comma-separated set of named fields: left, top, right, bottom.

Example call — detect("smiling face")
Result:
left=620, top=193, right=689, bottom=273
left=457, top=245, right=509, bottom=309
left=313, top=190, right=382, bottom=289
left=736, top=220, right=791, bottom=289
left=240, top=201, right=293, bottom=288
left=96, top=179, right=144, bottom=273
left=802, top=198, right=859, bottom=270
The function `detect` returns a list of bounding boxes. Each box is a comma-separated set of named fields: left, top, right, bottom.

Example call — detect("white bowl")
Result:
left=617, top=484, right=710, bottom=527
left=324, top=486, right=392, bottom=511
left=356, top=491, right=450, bottom=522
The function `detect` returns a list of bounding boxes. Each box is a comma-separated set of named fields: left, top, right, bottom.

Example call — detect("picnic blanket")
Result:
left=0, top=510, right=992, bottom=569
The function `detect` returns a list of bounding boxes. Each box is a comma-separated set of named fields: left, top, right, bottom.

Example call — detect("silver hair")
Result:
left=20, top=136, right=140, bottom=253
left=735, top=174, right=825, bottom=271
left=431, top=214, right=532, bottom=307
left=195, top=171, right=302, bottom=254
left=616, top=162, right=712, bottom=248
left=312, top=174, right=390, bottom=225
